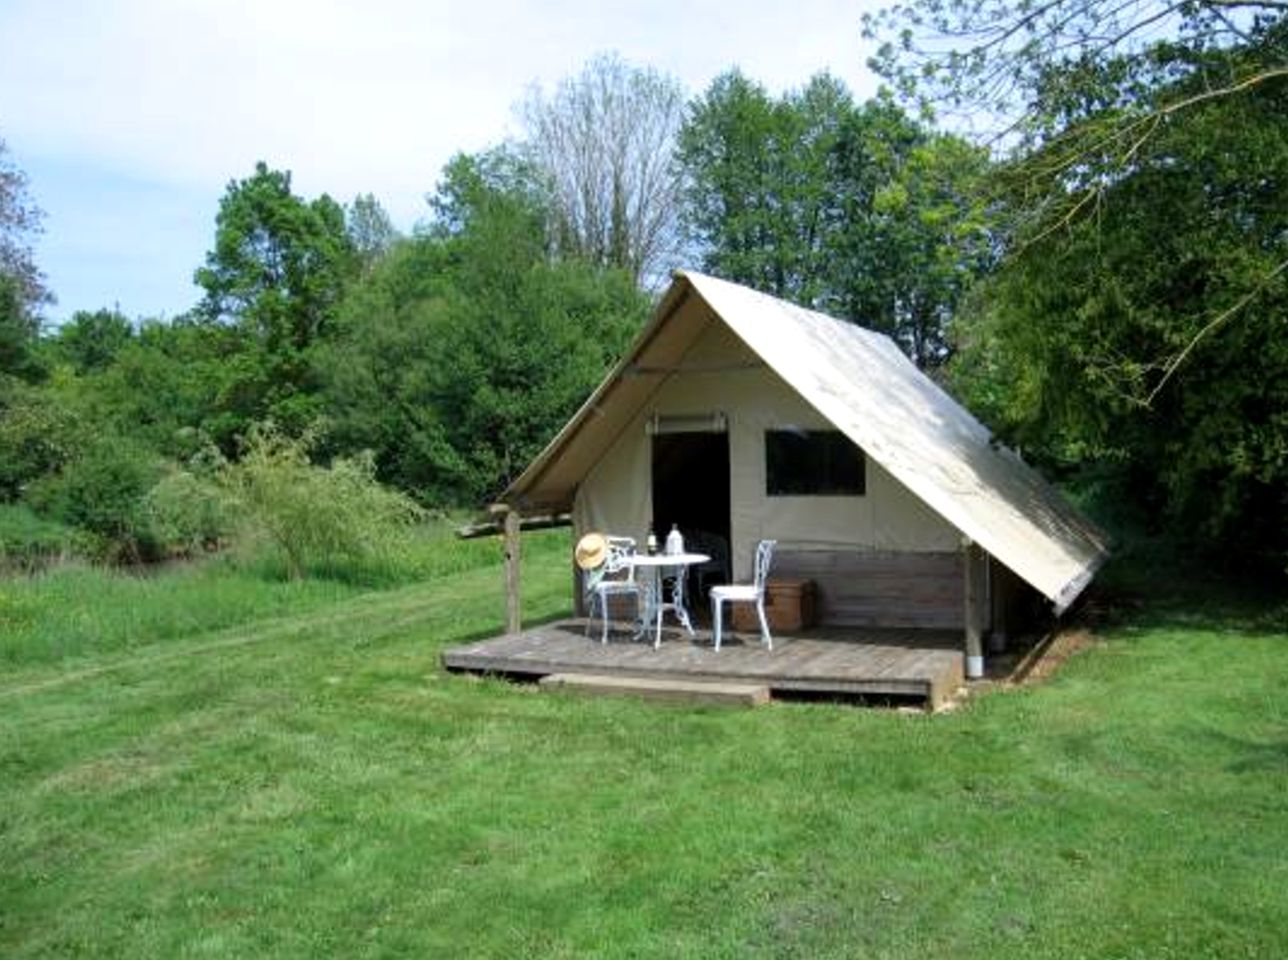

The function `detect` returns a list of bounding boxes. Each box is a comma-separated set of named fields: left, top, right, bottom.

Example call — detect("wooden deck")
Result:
left=442, top=620, right=966, bottom=709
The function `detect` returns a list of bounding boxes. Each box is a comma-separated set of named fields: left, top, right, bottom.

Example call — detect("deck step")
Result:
left=539, top=672, right=770, bottom=707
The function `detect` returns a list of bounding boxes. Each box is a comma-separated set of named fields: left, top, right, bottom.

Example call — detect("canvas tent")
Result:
left=500, top=271, right=1109, bottom=675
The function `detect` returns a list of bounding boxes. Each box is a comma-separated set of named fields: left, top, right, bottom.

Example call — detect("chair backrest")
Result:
left=583, top=536, right=636, bottom=595
left=603, top=536, right=637, bottom=578
left=752, top=539, right=777, bottom=593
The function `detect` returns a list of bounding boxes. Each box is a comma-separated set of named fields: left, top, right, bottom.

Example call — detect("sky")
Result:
left=0, top=0, right=882, bottom=323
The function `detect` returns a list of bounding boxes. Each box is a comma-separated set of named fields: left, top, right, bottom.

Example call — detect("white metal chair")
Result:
left=710, top=539, right=777, bottom=651
left=585, top=536, right=646, bottom=644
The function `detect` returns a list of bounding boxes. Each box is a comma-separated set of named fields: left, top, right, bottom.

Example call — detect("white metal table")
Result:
left=628, top=552, right=711, bottom=649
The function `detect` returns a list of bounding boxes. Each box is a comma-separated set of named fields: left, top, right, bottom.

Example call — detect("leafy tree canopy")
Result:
left=320, top=149, right=649, bottom=505
left=870, top=0, right=1288, bottom=559
left=195, top=161, right=355, bottom=352
left=346, top=192, right=398, bottom=275
left=949, top=63, right=1288, bottom=548
left=192, top=162, right=359, bottom=437
left=50, top=308, right=134, bottom=374
left=676, top=71, right=993, bottom=367
left=864, top=0, right=1288, bottom=136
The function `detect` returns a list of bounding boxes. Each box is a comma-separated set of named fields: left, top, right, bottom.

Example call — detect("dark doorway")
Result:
left=651, top=431, right=731, bottom=605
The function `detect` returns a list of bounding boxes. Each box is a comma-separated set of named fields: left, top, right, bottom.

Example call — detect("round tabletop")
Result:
left=628, top=552, right=711, bottom=567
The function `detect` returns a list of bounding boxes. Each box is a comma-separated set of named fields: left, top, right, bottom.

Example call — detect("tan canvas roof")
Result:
left=505, top=271, right=1109, bottom=612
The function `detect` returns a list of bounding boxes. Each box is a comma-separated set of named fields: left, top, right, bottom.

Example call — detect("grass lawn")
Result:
left=2, top=534, right=1286, bottom=958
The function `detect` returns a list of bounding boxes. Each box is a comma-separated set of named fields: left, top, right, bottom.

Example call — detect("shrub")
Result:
left=219, top=424, right=426, bottom=580
left=0, top=378, right=82, bottom=501
left=25, top=435, right=164, bottom=562
left=145, top=465, right=236, bottom=556
left=0, top=503, right=75, bottom=571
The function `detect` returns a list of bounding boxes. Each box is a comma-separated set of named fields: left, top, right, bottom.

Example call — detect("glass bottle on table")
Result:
left=646, top=526, right=658, bottom=555
left=665, top=523, right=683, bottom=556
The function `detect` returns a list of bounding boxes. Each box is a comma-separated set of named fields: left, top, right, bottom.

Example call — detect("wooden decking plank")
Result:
left=540, top=673, right=770, bottom=707
left=790, top=644, right=862, bottom=678
left=832, top=643, right=904, bottom=679
left=442, top=619, right=966, bottom=708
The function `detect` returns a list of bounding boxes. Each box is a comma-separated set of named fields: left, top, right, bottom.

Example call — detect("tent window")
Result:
left=765, top=430, right=865, bottom=496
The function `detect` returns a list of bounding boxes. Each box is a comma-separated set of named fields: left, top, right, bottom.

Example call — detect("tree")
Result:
left=426, top=147, right=549, bottom=249
left=830, top=114, right=995, bottom=367
left=0, top=274, right=38, bottom=380
left=676, top=70, right=833, bottom=304
left=216, top=425, right=424, bottom=581
left=862, top=0, right=1288, bottom=138
left=62, top=316, right=241, bottom=456
left=869, top=0, right=1288, bottom=559
left=0, top=137, right=51, bottom=380
left=864, top=0, right=1288, bottom=313
left=346, top=193, right=398, bottom=275
left=320, top=149, right=649, bottom=505
left=0, top=374, right=82, bottom=502
left=195, top=162, right=355, bottom=351
left=51, top=308, right=134, bottom=373
left=519, top=52, right=687, bottom=285
left=24, top=431, right=164, bottom=562
left=676, top=71, right=992, bottom=367
left=194, top=162, right=358, bottom=434
left=949, top=68, right=1288, bottom=551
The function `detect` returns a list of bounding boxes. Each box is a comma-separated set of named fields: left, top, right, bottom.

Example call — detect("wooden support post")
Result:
left=502, top=507, right=522, bottom=635
left=962, top=540, right=988, bottom=679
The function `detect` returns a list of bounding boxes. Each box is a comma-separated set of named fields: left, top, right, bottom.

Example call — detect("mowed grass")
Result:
left=1, top=540, right=1287, bottom=958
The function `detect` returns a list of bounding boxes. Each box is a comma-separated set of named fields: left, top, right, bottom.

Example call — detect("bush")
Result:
left=25, top=435, right=164, bottom=563
left=145, top=461, right=235, bottom=556
left=219, top=424, right=426, bottom=581
left=0, top=378, right=82, bottom=501
left=0, top=503, right=75, bottom=571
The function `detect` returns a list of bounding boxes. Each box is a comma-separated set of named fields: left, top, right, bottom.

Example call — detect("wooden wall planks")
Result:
left=773, top=549, right=966, bottom=630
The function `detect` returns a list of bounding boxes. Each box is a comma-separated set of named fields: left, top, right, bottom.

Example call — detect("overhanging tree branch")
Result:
left=1144, top=256, right=1288, bottom=407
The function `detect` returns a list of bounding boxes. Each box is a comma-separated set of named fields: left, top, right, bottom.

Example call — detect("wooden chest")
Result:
left=731, top=578, right=816, bottom=632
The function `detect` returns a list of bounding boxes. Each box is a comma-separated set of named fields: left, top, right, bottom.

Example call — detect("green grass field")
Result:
left=2, top=534, right=1286, bottom=958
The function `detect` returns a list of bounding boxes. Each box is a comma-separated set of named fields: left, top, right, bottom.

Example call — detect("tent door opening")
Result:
left=651, top=430, right=732, bottom=607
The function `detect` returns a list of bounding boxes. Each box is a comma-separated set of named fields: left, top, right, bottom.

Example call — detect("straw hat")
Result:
left=574, top=532, right=608, bottom=571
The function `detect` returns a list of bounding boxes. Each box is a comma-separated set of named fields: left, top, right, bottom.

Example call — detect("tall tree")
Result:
left=677, top=71, right=836, bottom=304
left=864, top=0, right=1288, bottom=320
left=829, top=107, right=995, bottom=367
left=320, top=149, right=649, bottom=504
left=949, top=63, right=1288, bottom=549
left=194, top=162, right=357, bottom=434
left=677, top=72, right=991, bottom=367
left=195, top=162, right=354, bottom=352
left=519, top=52, right=686, bottom=285
left=0, top=137, right=50, bottom=380
left=346, top=193, right=398, bottom=275
left=426, top=147, right=549, bottom=248
left=51, top=308, right=134, bottom=374
left=869, top=0, right=1288, bottom=555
